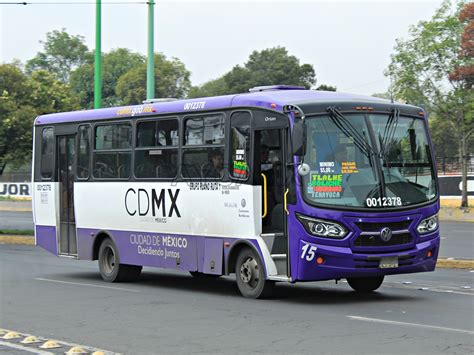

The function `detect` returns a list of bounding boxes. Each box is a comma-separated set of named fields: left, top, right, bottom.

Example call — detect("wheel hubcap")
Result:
left=103, top=247, right=115, bottom=274
left=240, top=257, right=259, bottom=288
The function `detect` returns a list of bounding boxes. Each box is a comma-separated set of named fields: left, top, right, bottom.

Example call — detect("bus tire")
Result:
left=347, top=276, right=384, bottom=293
left=189, top=271, right=220, bottom=279
left=98, top=238, right=142, bottom=283
left=235, top=247, right=274, bottom=299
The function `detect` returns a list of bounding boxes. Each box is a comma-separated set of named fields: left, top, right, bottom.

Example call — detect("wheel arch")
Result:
left=92, top=230, right=115, bottom=261
left=226, top=240, right=264, bottom=275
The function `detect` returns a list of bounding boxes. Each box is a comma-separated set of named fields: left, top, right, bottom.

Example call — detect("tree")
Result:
left=316, top=84, right=337, bottom=91
left=0, top=63, right=35, bottom=175
left=371, top=92, right=392, bottom=100
left=386, top=0, right=473, bottom=207
left=189, top=47, right=316, bottom=97
left=70, top=48, right=145, bottom=108
left=0, top=63, right=80, bottom=176
left=116, top=53, right=191, bottom=105
left=26, top=29, right=90, bottom=83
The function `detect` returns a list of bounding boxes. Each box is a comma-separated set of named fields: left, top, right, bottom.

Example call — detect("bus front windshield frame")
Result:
left=301, top=111, right=437, bottom=210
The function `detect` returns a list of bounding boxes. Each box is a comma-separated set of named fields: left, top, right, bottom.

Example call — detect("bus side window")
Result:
left=135, top=118, right=179, bottom=179
left=230, top=112, right=251, bottom=180
left=182, top=114, right=225, bottom=179
left=41, top=127, right=54, bottom=180
left=93, top=124, right=131, bottom=179
left=77, top=125, right=90, bottom=179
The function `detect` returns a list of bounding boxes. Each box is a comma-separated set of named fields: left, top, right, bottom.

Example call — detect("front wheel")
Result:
left=98, top=238, right=142, bottom=282
left=347, top=276, right=384, bottom=293
left=235, top=248, right=274, bottom=298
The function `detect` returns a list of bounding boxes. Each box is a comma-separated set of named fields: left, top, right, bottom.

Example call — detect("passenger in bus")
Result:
left=261, top=145, right=273, bottom=172
left=201, top=149, right=224, bottom=178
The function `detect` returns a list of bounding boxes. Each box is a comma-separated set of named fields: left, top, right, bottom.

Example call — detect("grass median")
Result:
left=0, top=229, right=35, bottom=245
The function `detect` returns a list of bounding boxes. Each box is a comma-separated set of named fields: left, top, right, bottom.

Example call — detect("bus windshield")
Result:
left=302, top=112, right=437, bottom=209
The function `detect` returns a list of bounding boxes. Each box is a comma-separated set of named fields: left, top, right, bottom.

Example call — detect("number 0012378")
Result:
left=366, top=197, right=402, bottom=207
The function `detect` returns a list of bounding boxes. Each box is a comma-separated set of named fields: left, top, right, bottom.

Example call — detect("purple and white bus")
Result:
left=32, top=85, right=440, bottom=298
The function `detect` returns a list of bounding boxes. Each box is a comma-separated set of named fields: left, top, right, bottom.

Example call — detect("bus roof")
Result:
left=34, top=88, right=401, bottom=126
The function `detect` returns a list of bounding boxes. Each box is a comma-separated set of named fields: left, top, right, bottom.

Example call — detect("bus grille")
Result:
left=354, top=232, right=412, bottom=247
left=355, top=220, right=412, bottom=232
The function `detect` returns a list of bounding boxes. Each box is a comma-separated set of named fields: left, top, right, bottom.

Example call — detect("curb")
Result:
left=0, top=235, right=35, bottom=245
left=0, top=207, right=32, bottom=212
left=0, top=236, right=472, bottom=270
left=436, top=258, right=474, bottom=270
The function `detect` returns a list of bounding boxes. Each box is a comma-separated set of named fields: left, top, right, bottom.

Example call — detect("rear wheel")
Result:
left=98, top=238, right=142, bottom=282
left=347, top=276, right=384, bottom=293
left=235, top=248, right=274, bottom=298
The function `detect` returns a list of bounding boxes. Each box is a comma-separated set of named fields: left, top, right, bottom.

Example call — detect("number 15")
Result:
left=301, top=243, right=317, bottom=262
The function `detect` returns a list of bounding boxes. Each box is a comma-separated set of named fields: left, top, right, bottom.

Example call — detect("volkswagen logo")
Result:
left=241, top=199, right=246, bottom=208
left=380, top=227, right=393, bottom=242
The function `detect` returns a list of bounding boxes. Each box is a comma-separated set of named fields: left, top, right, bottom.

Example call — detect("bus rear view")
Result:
left=32, top=86, right=440, bottom=298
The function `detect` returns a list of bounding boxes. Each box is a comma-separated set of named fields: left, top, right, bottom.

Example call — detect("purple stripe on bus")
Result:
left=34, top=90, right=389, bottom=125
left=35, top=225, right=57, bottom=255
left=75, top=227, right=265, bottom=276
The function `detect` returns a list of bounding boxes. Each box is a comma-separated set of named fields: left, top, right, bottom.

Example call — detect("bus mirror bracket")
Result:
left=292, top=119, right=307, bottom=157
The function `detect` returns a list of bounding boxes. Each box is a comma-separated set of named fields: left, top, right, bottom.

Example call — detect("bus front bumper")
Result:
left=296, top=235, right=440, bottom=282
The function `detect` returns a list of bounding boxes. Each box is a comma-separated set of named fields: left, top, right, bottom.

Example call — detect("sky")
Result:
left=0, top=0, right=445, bottom=95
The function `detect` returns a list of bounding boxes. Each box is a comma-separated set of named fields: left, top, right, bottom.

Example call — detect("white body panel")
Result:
left=32, top=182, right=59, bottom=227
left=72, top=181, right=278, bottom=276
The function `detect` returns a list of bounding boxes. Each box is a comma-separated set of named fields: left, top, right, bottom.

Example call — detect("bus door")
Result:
left=254, top=128, right=288, bottom=276
left=57, top=135, right=77, bottom=256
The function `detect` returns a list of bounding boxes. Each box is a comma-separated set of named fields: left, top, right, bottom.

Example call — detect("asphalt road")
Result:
left=0, top=245, right=473, bottom=354
left=0, top=211, right=33, bottom=231
left=1, top=210, right=471, bottom=259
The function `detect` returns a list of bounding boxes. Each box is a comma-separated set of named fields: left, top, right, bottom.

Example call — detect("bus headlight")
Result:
left=296, top=213, right=348, bottom=239
left=417, top=214, right=438, bottom=234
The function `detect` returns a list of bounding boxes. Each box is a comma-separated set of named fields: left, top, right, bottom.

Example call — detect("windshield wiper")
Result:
left=379, top=108, right=400, bottom=159
left=326, top=107, right=376, bottom=160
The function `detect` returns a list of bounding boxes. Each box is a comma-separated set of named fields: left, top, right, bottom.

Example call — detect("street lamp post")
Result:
left=146, top=0, right=155, bottom=100
left=94, top=0, right=102, bottom=109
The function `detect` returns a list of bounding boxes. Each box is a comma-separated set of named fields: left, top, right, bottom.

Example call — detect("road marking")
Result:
left=0, top=340, right=54, bottom=354
left=35, top=278, right=140, bottom=293
left=383, top=282, right=474, bottom=296
left=348, top=316, right=474, bottom=335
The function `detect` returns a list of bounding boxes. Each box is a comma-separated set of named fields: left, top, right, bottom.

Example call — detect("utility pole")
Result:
left=146, top=0, right=155, bottom=100
left=94, top=0, right=102, bottom=109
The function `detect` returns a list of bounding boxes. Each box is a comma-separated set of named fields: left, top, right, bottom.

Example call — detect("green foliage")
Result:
left=70, top=48, right=145, bottom=108
left=386, top=0, right=473, bottom=207
left=0, top=63, right=79, bottom=174
left=316, top=84, right=337, bottom=92
left=29, top=70, right=80, bottom=114
left=189, top=47, right=316, bottom=98
left=386, top=1, right=468, bottom=111
left=26, top=29, right=91, bottom=83
left=0, top=64, right=35, bottom=174
left=116, top=53, right=191, bottom=105
left=371, top=92, right=391, bottom=100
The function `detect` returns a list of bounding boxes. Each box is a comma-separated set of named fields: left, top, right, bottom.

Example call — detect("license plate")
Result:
left=379, top=256, right=398, bottom=269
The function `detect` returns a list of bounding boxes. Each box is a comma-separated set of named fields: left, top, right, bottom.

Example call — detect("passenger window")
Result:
left=137, top=119, right=178, bottom=147
left=41, top=127, right=54, bottom=179
left=230, top=112, right=251, bottom=180
left=185, top=114, right=224, bottom=145
left=93, top=123, right=131, bottom=179
left=135, top=118, right=179, bottom=179
left=77, top=125, right=90, bottom=179
left=95, top=124, right=131, bottom=150
left=182, top=114, right=225, bottom=179
left=182, top=147, right=225, bottom=178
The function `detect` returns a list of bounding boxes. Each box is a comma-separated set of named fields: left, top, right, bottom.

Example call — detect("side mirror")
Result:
left=297, top=163, right=310, bottom=176
left=292, top=120, right=307, bottom=157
